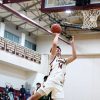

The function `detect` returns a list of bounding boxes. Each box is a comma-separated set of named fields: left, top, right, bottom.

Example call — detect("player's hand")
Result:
left=69, top=36, right=75, bottom=46
left=55, top=33, right=60, bottom=37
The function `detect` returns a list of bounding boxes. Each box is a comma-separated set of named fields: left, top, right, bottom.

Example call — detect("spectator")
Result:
left=2, top=91, right=10, bottom=100
left=31, top=76, right=52, bottom=100
left=32, top=82, right=41, bottom=95
left=8, top=85, right=14, bottom=100
left=14, top=90, right=20, bottom=100
left=19, top=85, right=26, bottom=100
left=26, top=89, right=31, bottom=100
left=0, top=92, right=3, bottom=100
left=4, top=85, right=9, bottom=94
left=39, top=76, right=52, bottom=100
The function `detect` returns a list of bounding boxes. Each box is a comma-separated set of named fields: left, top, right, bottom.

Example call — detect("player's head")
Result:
left=44, top=75, right=48, bottom=82
left=21, top=85, right=24, bottom=88
left=50, top=46, right=61, bottom=57
left=56, top=46, right=61, bottom=56
left=36, top=82, right=41, bottom=89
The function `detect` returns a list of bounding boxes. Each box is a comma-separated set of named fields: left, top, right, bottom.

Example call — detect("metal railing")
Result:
left=0, top=36, right=41, bottom=64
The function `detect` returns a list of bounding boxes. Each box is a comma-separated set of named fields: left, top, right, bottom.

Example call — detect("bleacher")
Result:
left=0, top=86, right=26, bottom=100
left=0, top=36, right=41, bottom=64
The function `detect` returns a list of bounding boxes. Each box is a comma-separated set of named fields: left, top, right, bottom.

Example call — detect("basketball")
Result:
left=51, top=24, right=62, bottom=34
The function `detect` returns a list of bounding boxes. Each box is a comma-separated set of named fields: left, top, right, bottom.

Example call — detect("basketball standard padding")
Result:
left=51, top=24, right=62, bottom=33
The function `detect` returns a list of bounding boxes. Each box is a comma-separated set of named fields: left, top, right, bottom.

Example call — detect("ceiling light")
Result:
left=65, top=10, right=72, bottom=14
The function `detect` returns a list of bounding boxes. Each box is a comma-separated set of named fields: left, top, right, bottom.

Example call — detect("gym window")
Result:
left=25, top=40, right=36, bottom=51
left=4, top=31, right=20, bottom=43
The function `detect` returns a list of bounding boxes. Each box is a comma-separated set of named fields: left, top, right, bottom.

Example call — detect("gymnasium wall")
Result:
left=36, top=34, right=100, bottom=100
left=0, top=50, right=39, bottom=71
left=0, top=50, right=49, bottom=89
left=5, top=22, right=36, bottom=44
left=0, top=59, right=47, bottom=90
left=0, top=22, right=49, bottom=89
left=1, top=20, right=100, bottom=100
left=0, top=57, right=47, bottom=90
left=0, top=63, right=26, bottom=89
left=64, top=58, right=100, bottom=100
left=36, top=34, right=100, bottom=55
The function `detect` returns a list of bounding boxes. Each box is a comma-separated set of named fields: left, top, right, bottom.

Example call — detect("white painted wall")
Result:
left=0, top=22, right=5, bottom=37
left=5, top=22, right=36, bottom=44
left=25, top=33, right=36, bottom=44
left=0, top=50, right=48, bottom=73
left=36, top=35, right=100, bottom=55
left=0, top=63, right=26, bottom=90
left=5, top=23, right=22, bottom=38
left=31, top=73, right=45, bottom=88
left=64, top=58, right=100, bottom=100
left=21, top=33, right=25, bottom=46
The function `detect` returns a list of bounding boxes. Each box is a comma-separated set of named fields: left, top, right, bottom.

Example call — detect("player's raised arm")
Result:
left=65, top=36, right=77, bottom=64
left=50, top=34, right=60, bottom=59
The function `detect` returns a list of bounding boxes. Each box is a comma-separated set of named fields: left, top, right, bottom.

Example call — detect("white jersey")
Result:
left=47, top=56, right=67, bottom=86
left=37, top=57, right=67, bottom=99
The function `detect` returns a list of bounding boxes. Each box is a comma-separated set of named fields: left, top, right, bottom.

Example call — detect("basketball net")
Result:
left=81, top=9, right=100, bottom=29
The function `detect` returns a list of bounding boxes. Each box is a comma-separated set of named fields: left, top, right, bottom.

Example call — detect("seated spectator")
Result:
left=19, top=85, right=26, bottom=100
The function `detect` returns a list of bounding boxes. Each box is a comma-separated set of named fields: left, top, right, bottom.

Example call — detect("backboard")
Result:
left=41, top=0, right=100, bottom=12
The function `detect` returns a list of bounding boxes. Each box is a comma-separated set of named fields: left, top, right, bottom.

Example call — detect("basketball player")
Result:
left=28, top=33, right=77, bottom=100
